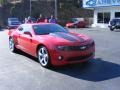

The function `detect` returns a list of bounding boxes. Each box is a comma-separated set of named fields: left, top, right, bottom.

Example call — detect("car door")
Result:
left=15, top=25, right=24, bottom=49
left=17, top=25, right=33, bottom=54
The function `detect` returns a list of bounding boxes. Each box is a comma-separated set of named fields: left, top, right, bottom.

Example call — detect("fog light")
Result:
left=58, top=56, right=63, bottom=61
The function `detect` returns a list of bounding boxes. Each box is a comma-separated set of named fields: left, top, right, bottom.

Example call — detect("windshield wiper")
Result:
left=39, top=33, right=50, bottom=35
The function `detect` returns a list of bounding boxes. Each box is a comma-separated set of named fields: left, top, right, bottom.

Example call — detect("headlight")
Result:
left=57, top=46, right=69, bottom=51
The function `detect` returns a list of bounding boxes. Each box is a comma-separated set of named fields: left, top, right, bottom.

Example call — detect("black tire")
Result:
left=37, top=46, right=51, bottom=68
left=110, top=27, right=115, bottom=31
left=74, top=25, right=77, bottom=28
left=110, top=28, right=114, bottom=31
left=9, top=38, right=17, bottom=52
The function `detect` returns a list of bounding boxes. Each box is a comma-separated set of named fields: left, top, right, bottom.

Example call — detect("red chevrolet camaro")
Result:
left=66, top=18, right=87, bottom=28
left=8, top=23, right=95, bottom=68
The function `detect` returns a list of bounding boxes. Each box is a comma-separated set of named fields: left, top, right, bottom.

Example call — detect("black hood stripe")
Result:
left=65, top=33, right=84, bottom=42
left=70, top=34, right=84, bottom=42
left=50, top=32, right=84, bottom=42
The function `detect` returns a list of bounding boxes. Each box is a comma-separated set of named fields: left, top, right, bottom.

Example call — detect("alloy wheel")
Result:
left=9, top=38, right=15, bottom=52
left=38, top=46, right=50, bottom=67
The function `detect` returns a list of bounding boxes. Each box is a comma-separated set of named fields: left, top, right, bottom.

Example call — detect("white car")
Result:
left=8, top=18, right=21, bottom=29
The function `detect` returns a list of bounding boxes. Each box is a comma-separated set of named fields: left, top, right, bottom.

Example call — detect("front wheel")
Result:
left=37, top=46, right=51, bottom=68
left=110, top=28, right=114, bottom=31
left=9, top=38, right=17, bottom=52
left=110, top=27, right=115, bottom=31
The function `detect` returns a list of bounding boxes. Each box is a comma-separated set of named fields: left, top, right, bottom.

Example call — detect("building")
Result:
left=83, top=0, right=120, bottom=28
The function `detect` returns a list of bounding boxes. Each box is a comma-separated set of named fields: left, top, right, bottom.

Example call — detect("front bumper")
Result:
left=109, top=25, right=120, bottom=29
left=115, top=25, right=120, bottom=29
left=50, top=45, right=95, bottom=66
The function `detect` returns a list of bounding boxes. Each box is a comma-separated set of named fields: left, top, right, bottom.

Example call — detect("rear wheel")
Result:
left=110, top=27, right=115, bottom=31
left=37, top=46, right=51, bottom=68
left=74, top=25, right=78, bottom=28
left=9, top=38, right=17, bottom=52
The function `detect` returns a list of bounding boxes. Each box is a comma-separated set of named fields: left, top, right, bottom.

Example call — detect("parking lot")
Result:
left=0, top=28, right=120, bottom=90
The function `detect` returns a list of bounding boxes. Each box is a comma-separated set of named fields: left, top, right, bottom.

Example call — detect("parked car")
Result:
left=8, top=23, right=95, bottom=68
left=31, top=18, right=37, bottom=23
left=7, top=18, right=21, bottom=29
left=66, top=18, right=87, bottom=28
left=108, top=18, right=120, bottom=31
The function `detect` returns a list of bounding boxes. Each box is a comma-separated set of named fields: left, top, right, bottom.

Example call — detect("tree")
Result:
left=0, top=0, right=8, bottom=6
left=73, top=0, right=82, bottom=8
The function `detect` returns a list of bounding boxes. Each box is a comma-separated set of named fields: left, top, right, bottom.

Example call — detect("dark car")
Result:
left=66, top=18, right=87, bottom=28
left=108, top=18, right=120, bottom=31
left=8, top=18, right=21, bottom=29
left=8, top=23, right=95, bottom=68
left=31, top=18, right=37, bottom=23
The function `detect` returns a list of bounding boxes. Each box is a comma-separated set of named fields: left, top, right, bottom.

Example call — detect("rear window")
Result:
left=8, top=18, right=19, bottom=21
left=11, top=22, right=20, bottom=25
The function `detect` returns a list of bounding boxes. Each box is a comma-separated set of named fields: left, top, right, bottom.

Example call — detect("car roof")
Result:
left=112, top=18, right=120, bottom=20
left=8, top=18, right=19, bottom=19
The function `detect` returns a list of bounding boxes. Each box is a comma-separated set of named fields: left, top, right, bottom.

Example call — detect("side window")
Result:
left=17, top=25, right=32, bottom=34
left=22, top=26, right=32, bottom=34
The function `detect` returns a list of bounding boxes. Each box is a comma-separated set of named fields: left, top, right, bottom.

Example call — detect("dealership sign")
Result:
left=83, top=0, right=120, bottom=8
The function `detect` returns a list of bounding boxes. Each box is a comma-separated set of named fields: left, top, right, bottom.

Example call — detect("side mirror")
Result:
left=24, top=31, right=32, bottom=37
left=18, top=27, right=23, bottom=31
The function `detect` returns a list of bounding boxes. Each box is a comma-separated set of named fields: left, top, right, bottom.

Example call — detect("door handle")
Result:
left=18, top=34, right=21, bottom=38
left=30, top=38, right=32, bottom=42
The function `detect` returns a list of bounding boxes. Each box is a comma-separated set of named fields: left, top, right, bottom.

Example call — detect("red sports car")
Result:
left=8, top=23, right=95, bottom=68
left=66, top=18, right=87, bottom=28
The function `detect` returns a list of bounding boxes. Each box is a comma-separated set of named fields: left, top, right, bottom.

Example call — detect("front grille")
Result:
left=68, top=41, right=94, bottom=51
left=67, top=53, right=93, bottom=61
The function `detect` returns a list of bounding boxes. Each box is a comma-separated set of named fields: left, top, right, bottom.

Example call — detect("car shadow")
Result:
left=15, top=50, right=38, bottom=62
left=51, top=58, right=120, bottom=82
left=114, top=29, right=120, bottom=32
left=14, top=51, right=120, bottom=82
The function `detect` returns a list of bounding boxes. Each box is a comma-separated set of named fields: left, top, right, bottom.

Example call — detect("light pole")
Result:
left=54, top=0, right=57, bottom=19
left=30, top=0, right=32, bottom=16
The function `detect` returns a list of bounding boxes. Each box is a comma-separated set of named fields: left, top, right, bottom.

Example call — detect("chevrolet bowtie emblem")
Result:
left=80, top=46, right=86, bottom=50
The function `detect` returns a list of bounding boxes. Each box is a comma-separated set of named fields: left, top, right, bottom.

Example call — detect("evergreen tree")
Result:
left=0, top=0, right=8, bottom=6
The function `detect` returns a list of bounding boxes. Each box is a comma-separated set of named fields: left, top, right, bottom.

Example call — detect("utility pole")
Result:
left=55, top=0, right=57, bottom=19
left=30, top=0, right=31, bottom=16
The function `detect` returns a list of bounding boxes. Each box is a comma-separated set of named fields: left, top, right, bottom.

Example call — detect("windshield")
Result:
left=72, top=18, right=78, bottom=22
left=111, top=19, right=120, bottom=25
left=33, top=24, right=69, bottom=35
left=112, top=19, right=120, bottom=22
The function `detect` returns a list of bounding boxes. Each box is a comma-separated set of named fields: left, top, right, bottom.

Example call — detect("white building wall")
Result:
left=92, top=6, right=120, bottom=28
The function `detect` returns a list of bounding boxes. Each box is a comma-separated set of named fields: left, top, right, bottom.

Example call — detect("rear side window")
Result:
left=18, top=25, right=32, bottom=33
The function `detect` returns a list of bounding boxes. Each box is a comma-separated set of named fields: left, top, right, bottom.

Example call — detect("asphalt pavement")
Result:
left=0, top=28, right=120, bottom=90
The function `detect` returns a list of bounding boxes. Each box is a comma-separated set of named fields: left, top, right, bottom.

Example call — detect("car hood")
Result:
left=36, top=32, right=92, bottom=45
